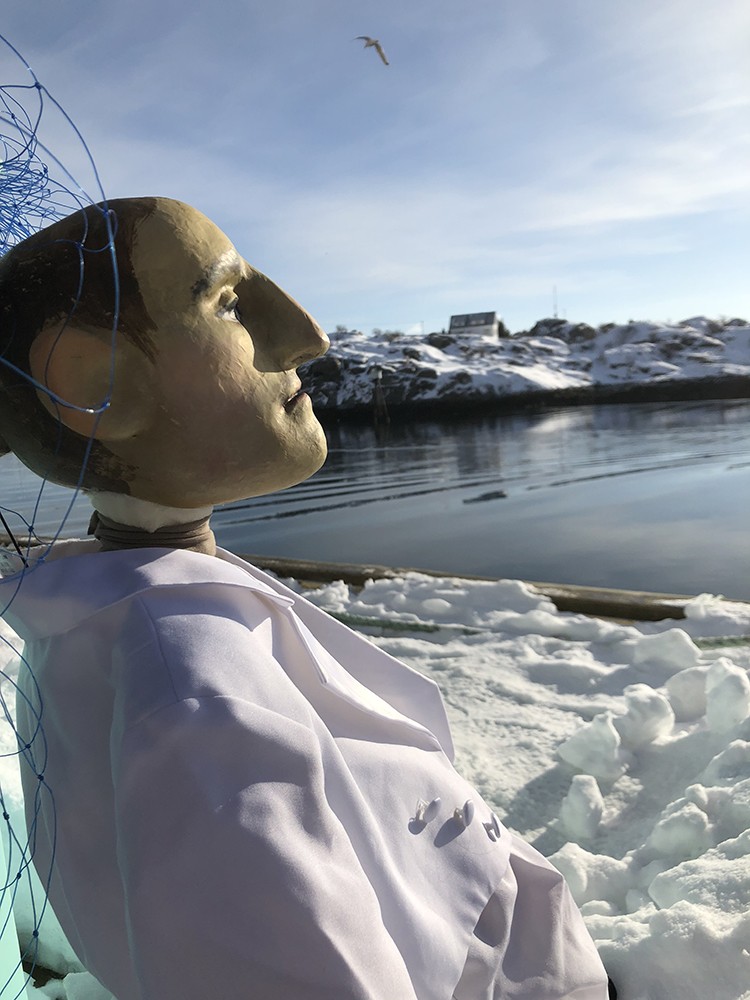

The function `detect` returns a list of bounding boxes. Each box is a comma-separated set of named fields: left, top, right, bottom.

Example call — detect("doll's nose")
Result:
left=246, top=269, right=329, bottom=369
left=285, top=310, right=330, bottom=368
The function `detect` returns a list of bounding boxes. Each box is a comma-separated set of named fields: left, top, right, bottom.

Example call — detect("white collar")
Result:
left=87, top=491, right=213, bottom=532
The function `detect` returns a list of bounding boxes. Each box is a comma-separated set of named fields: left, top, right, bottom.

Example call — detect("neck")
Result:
left=87, top=492, right=216, bottom=556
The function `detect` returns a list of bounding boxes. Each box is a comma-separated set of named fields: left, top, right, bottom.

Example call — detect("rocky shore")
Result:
left=302, top=316, right=750, bottom=417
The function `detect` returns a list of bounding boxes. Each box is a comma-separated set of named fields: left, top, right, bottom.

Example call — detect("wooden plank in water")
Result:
left=239, top=554, right=697, bottom=622
left=0, top=539, right=724, bottom=622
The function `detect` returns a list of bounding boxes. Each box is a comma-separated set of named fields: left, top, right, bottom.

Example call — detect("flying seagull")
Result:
left=355, top=36, right=389, bottom=66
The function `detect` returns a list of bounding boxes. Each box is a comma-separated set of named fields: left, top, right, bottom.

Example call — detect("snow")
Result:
left=559, top=775, right=604, bottom=840
left=2, top=571, right=750, bottom=999
left=307, top=316, right=750, bottom=410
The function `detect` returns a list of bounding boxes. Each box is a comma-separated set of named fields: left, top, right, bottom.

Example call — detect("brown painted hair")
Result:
left=0, top=198, right=158, bottom=492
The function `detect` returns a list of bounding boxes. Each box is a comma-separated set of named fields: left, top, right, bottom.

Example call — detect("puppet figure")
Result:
left=0, top=198, right=610, bottom=999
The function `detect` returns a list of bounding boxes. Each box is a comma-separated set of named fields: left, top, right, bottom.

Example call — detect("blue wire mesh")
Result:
left=0, top=33, right=117, bottom=995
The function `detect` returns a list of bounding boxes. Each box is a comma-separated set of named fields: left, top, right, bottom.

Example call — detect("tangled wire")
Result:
left=0, top=35, right=103, bottom=256
left=0, top=33, right=115, bottom=997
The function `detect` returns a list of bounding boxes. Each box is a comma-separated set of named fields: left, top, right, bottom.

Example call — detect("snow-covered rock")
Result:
left=303, top=317, right=750, bottom=413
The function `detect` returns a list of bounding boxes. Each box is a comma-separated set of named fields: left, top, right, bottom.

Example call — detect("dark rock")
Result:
left=302, top=355, right=341, bottom=379
left=528, top=317, right=567, bottom=339
left=409, top=369, right=439, bottom=397
left=426, top=332, right=455, bottom=349
left=679, top=318, right=723, bottom=335
left=301, top=354, right=343, bottom=408
left=566, top=323, right=597, bottom=343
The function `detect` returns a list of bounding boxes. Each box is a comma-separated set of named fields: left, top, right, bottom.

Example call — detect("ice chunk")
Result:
left=705, top=658, right=750, bottom=734
left=701, top=739, right=750, bottom=783
left=625, top=888, right=652, bottom=913
left=419, top=597, right=453, bottom=615
left=502, top=608, right=570, bottom=636
left=635, top=858, right=672, bottom=889
left=713, top=778, right=750, bottom=839
left=557, top=711, right=628, bottom=781
left=684, top=783, right=709, bottom=810
left=648, top=833, right=750, bottom=912
left=665, top=666, right=708, bottom=721
left=547, top=842, right=632, bottom=906
left=614, top=684, right=675, bottom=748
left=631, top=629, right=699, bottom=675
left=559, top=774, right=604, bottom=839
left=646, top=799, right=713, bottom=860
left=682, top=592, right=750, bottom=636
left=579, top=900, right=618, bottom=917
left=628, top=903, right=750, bottom=1000
left=683, top=592, right=732, bottom=622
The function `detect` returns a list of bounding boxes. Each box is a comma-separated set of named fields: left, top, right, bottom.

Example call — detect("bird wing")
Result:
left=374, top=41, right=389, bottom=65
left=355, top=36, right=373, bottom=44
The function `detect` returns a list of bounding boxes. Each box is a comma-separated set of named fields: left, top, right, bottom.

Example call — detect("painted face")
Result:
left=108, top=200, right=330, bottom=506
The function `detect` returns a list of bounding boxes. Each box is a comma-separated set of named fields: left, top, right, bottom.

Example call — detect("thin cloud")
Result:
left=4, top=0, right=749, bottom=332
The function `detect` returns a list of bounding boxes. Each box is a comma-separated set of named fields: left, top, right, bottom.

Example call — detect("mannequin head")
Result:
left=0, top=198, right=329, bottom=507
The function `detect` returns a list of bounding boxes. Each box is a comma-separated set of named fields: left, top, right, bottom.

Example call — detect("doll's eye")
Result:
left=220, top=296, right=243, bottom=324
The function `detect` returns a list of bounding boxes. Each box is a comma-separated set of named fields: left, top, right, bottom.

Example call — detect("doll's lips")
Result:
left=284, top=384, right=307, bottom=410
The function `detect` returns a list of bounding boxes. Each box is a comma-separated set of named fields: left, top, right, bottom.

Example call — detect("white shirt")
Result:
left=1, top=542, right=608, bottom=999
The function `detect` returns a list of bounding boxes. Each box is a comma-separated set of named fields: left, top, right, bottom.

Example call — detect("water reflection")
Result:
left=214, top=400, right=750, bottom=599
left=1, top=400, right=748, bottom=598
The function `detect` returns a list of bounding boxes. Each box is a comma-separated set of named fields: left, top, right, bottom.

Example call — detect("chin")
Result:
left=286, top=435, right=328, bottom=487
left=228, top=431, right=327, bottom=502
left=297, top=418, right=328, bottom=469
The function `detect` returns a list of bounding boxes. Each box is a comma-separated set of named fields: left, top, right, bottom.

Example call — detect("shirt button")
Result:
left=414, top=796, right=441, bottom=824
left=453, top=799, right=475, bottom=828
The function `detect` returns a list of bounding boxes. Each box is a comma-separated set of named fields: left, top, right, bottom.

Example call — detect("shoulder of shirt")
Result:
left=0, top=541, right=294, bottom=639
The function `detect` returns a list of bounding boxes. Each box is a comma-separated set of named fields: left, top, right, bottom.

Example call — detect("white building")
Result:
left=448, top=312, right=503, bottom=339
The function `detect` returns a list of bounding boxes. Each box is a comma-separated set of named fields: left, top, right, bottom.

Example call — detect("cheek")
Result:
left=208, top=340, right=270, bottom=412
left=160, top=337, right=260, bottom=418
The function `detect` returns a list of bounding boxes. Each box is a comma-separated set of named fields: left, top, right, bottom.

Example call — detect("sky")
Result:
left=2, top=0, right=750, bottom=335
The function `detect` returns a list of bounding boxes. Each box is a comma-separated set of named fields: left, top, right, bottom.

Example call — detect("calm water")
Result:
left=1, top=400, right=749, bottom=599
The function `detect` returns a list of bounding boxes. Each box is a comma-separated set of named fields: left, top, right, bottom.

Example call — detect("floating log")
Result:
left=239, top=553, right=700, bottom=622
left=0, top=539, right=735, bottom=623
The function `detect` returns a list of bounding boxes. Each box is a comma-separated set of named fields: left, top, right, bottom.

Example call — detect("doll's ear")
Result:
left=29, top=325, right=155, bottom=441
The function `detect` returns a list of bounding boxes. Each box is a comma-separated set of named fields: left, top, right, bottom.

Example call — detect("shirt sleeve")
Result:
left=112, top=693, right=420, bottom=1000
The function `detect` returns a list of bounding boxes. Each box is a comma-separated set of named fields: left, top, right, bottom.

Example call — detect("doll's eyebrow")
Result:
left=191, top=250, right=245, bottom=300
